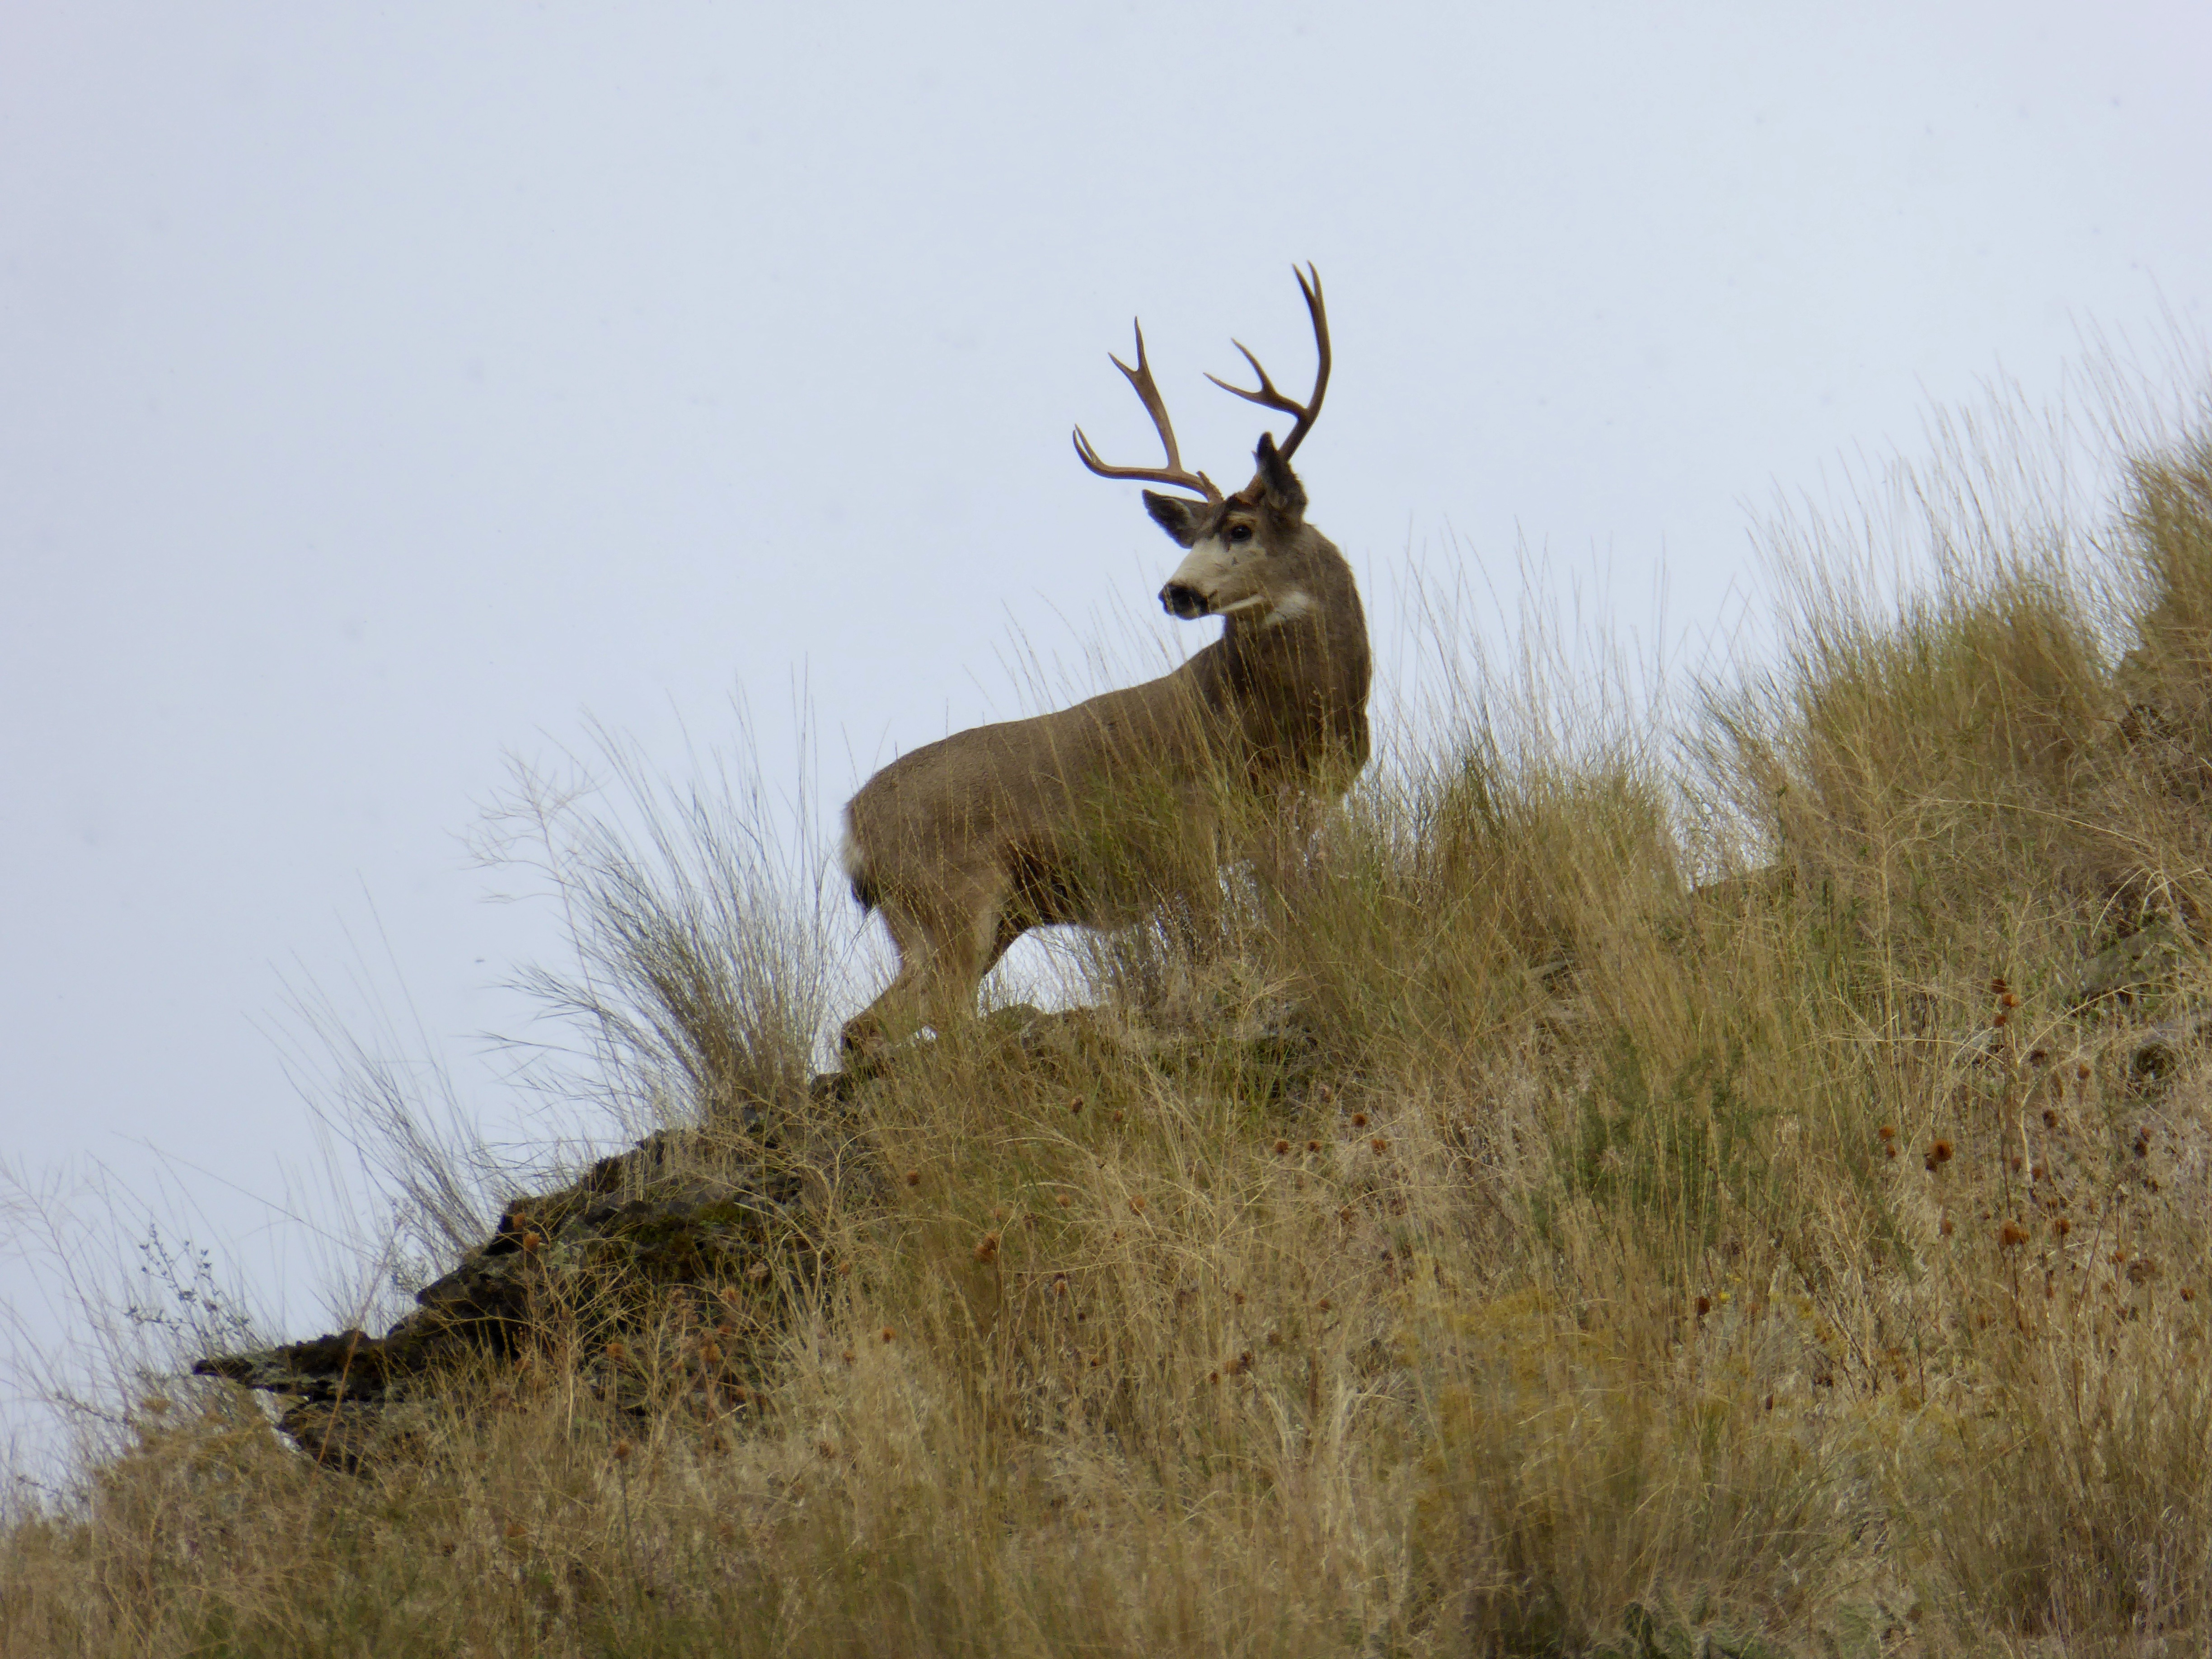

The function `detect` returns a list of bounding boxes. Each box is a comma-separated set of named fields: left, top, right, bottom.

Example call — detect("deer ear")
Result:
left=1143, top=491, right=1205, bottom=548
left=1253, top=433, right=1307, bottom=515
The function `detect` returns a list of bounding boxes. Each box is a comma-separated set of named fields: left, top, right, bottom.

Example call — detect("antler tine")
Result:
left=1204, top=262, right=1331, bottom=461
left=1071, top=319, right=1223, bottom=503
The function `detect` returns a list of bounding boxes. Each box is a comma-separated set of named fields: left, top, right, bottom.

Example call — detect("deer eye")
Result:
left=1226, top=524, right=1254, bottom=545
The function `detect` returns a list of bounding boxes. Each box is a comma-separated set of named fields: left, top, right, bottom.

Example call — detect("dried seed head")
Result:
left=1274, top=1139, right=1291, bottom=1155
left=700, top=1341, right=723, bottom=1365
left=881, top=1327, right=896, bottom=1343
left=605, top=1340, right=628, bottom=1363
left=1990, top=976, right=2009, bottom=995
left=1696, top=1296, right=1711, bottom=1316
left=1877, top=1125, right=1896, bottom=1141
left=1350, top=1111, right=1368, bottom=1128
left=613, top=1439, right=633, bottom=1461
left=747, top=1261, right=771, bottom=1283
left=1370, top=1137, right=1389, bottom=1154
left=1940, top=1216, right=1955, bottom=1237
left=521, top=1231, right=543, bottom=1253
left=1306, top=1139, right=1322, bottom=1153
left=1128, top=1195, right=1146, bottom=1214
left=2001, top=991, right=2020, bottom=1008
left=905, top=1169, right=921, bottom=1187
left=841, top=1349, right=856, bottom=1365
left=1069, top=1096, right=1084, bottom=1115
left=2053, top=1217, right=2071, bottom=1237
left=1054, top=1193, right=1072, bottom=1208
left=2077, top=1061, right=2092, bottom=1080
left=2042, top=1108, right=2058, bottom=1128
left=973, top=1233, right=1000, bottom=1265
left=1316, top=1297, right=1331, bottom=1312
left=718, top=1286, right=741, bottom=1307
left=1999, top=1221, right=2028, bottom=1248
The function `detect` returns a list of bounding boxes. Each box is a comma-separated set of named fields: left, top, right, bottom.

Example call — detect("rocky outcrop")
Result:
left=194, top=1117, right=828, bottom=1470
left=193, top=998, right=1332, bottom=1469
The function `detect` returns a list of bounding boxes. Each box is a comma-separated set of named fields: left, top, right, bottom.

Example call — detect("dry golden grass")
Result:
left=7, top=418, right=2212, bottom=1657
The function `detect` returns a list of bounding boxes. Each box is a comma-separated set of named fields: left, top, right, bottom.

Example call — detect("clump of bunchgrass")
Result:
left=474, top=715, right=843, bottom=1137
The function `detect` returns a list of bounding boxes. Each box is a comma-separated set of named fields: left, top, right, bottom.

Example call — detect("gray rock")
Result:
left=194, top=1126, right=821, bottom=1464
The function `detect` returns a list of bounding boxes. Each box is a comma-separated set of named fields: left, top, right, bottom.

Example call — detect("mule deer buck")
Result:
left=838, top=266, right=1370, bottom=1055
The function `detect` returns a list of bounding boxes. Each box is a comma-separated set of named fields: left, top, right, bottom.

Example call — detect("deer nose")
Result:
left=1160, top=583, right=1208, bottom=619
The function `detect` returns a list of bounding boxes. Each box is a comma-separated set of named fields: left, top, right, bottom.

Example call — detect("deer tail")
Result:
left=837, top=824, right=878, bottom=914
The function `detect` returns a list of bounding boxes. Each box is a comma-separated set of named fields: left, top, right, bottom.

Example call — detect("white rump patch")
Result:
left=1262, top=589, right=1316, bottom=627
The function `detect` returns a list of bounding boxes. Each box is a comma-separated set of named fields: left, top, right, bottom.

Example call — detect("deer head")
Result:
left=1073, top=265, right=1332, bottom=627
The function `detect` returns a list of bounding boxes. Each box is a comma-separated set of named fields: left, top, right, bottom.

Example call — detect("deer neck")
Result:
left=1193, top=539, right=1371, bottom=777
left=1219, top=548, right=1366, bottom=686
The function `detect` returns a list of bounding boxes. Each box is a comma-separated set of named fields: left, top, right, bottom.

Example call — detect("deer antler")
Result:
left=1073, top=321, right=1224, bottom=504
left=1205, top=263, right=1330, bottom=461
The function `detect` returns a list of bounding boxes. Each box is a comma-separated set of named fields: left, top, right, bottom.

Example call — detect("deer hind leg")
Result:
left=840, top=875, right=1013, bottom=1060
left=917, top=871, right=1018, bottom=1036
left=979, top=910, right=1026, bottom=982
left=840, top=900, right=935, bottom=1059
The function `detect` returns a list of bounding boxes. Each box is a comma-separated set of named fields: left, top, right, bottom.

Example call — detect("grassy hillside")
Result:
left=7, top=408, right=2212, bottom=1656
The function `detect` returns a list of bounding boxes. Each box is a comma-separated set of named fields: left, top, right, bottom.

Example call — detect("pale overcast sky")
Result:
left=5, top=3, right=2211, bottom=1461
